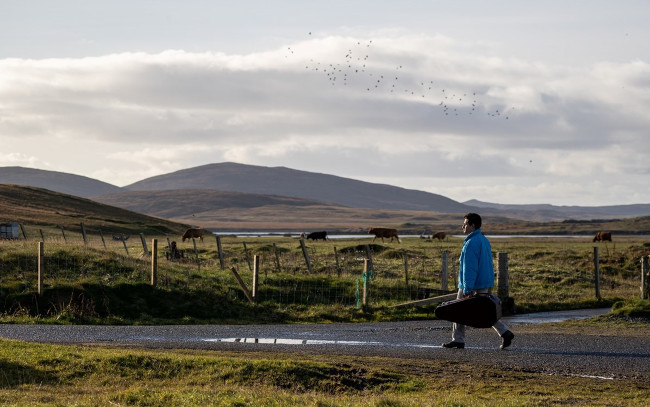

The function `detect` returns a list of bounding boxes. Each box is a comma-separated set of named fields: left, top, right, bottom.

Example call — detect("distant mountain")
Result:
left=125, top=162, right=472, bottom=213
left=465, top=200, right=650, bottom=221
left=94, top=189, right=338, bottom=219
left=0, top=166, right=121, bottom=197
left=4, top=163, right=648, bottom=224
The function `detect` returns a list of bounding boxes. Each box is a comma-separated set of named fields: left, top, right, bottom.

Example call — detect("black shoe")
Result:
left=500, top=330, right=514, bottom=349
left=442, top=341, right=465, bottom=349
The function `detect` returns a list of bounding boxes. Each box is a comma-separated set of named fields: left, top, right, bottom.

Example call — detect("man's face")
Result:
left=462, top=218, right=476, bottom=235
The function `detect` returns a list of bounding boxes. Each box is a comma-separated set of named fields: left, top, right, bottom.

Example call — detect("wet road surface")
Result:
left=1, top=308, right=648, bottom=379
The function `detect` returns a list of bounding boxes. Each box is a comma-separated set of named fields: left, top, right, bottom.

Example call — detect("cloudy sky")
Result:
left=2, top=1, right=649, bottom=206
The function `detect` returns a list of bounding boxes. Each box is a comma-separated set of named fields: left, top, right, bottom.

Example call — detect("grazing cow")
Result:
left=368, top=227, right=400, bottom=243
left=432, top=231, right=447, bottom=241
left=182, top=227, right=205, bottom=242
left=301, top=231, right=328, bottom=241
left=593, top=231, right=612, bottom=242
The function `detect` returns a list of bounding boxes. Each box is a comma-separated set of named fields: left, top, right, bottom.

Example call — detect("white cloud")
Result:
left=0, top=152, right=45, bottom=168
left=1, top=29, right=649, bottom=204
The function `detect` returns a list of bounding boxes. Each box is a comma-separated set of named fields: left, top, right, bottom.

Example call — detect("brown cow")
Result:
left=368, top=227, right=400, bottom=243
left=182, top=227, right=205, bottom=242
left=431, top=231, right=446, bottom=241
left=593, top=231, right=612, bottom=242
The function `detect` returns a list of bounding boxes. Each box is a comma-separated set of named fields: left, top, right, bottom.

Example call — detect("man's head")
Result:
left=463, top=213, right=482, bottom=234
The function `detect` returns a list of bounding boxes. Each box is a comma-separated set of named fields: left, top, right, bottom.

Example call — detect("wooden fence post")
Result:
left=497, top=252, right=509, bottom=299
left=151, top=239, right=158, bottom=287
left=243, top=242, right=252, bottom=271
left=140, top=233, right=149, bottom=256
left=365, top=245, right=374, bottom=274
left=80, top=222, right=88, bottom=246
left=300, top=238, right=313, bottom=274
left=273, top=243, right=281, bottom=272
left=192, top=238, right=200, bottom=268
left=19, top=223, right=27, bottom=240
left=363, top=259, right=370, bottom=307
left=39, top=229, right=45, bottom=242
left=452, top=260, right=457, bottom=288
left=99, top=229, right=107, bottom=249
left=420, top=254, right=425, bottom=278
left=641, top=256, right=649, bottom=299
left=59, top=225, right=67, bottom=242
left=252, top=255, right=260, bottom=301
left=37, top=241, right=44, bottom=296
left=594, top=247, right=601, bottom=300
left=333, top=246, right=341, bottom=276
left=216, top=235, right=225, bottom=270
left=403, top=253, right=409, bottom=286
left=441, top=251, right=449, bottom=291
left=122, top=240, right=129, bottom=256
left=230, top=267, right=254, bottom=303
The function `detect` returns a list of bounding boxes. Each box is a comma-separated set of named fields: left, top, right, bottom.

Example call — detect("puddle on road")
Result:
left=203, top=337, right=618, bottom=380
left=205, top=337, right=441, bottom=348
left=203, top=309, right=612, bottom=347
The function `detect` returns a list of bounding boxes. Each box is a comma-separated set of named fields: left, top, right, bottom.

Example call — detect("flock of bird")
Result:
left=286, top=35, right=513, bottom=120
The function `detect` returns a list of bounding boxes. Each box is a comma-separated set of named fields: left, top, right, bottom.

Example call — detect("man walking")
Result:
left=442, top=213, right=514, bottom=349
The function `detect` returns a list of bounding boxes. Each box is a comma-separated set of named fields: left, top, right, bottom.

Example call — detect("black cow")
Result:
left=301, top=231, right=328, bottom=241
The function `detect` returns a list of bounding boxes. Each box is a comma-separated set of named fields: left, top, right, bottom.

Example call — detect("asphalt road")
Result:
left=1, top=310, right=648, bottom=380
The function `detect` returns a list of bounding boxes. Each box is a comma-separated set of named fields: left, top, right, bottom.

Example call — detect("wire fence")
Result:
left=1, top=229, right=647, bottom=313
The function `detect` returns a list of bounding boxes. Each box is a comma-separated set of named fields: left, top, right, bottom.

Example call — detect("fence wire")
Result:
left=1, top=233, right=647, bottom=311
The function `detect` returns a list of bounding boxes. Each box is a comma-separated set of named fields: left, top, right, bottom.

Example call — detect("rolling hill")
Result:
left=124, top=162, right=472, bottom=213
left=0, top=166, right=121, bottom=197
left=94, top=189, right=343, bottom=219
left=5, top=184, right=650, bottom=235
left=0, top=184, right=188, bottom=236
left=2, top=163, right=649, bottom=228
left=92, top=188, right=473, bottom=232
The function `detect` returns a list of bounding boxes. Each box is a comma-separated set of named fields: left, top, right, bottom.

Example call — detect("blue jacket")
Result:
left=458, top=228, right=494, bottom=294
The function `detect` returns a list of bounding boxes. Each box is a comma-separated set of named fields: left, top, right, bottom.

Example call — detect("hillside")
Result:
left=94, top=189, right=343, bottom=219
left=3, top=163, right=649, bottom=226
left=0, top=184, right=188, bottom=236
left=0, top=166, right=121, bottom=197
left=124, top=162, right=472, bottom=213
left=3, top=184, right=648, bottom=236
left=92, top=188, right=650, bottom=235
left=93, top=188, right=470, bottom=233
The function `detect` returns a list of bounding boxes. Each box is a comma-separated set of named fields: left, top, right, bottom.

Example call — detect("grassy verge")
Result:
left=0, top=336, right=648, bottom=406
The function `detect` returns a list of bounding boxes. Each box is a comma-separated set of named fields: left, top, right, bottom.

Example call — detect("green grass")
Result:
left=0, top=337, right=648, bottom=406
left=611, top=298, right=650, bottom=319
left=1, top=234, right=649, bottom=324
left=1, top=234, right=649, bottom=406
